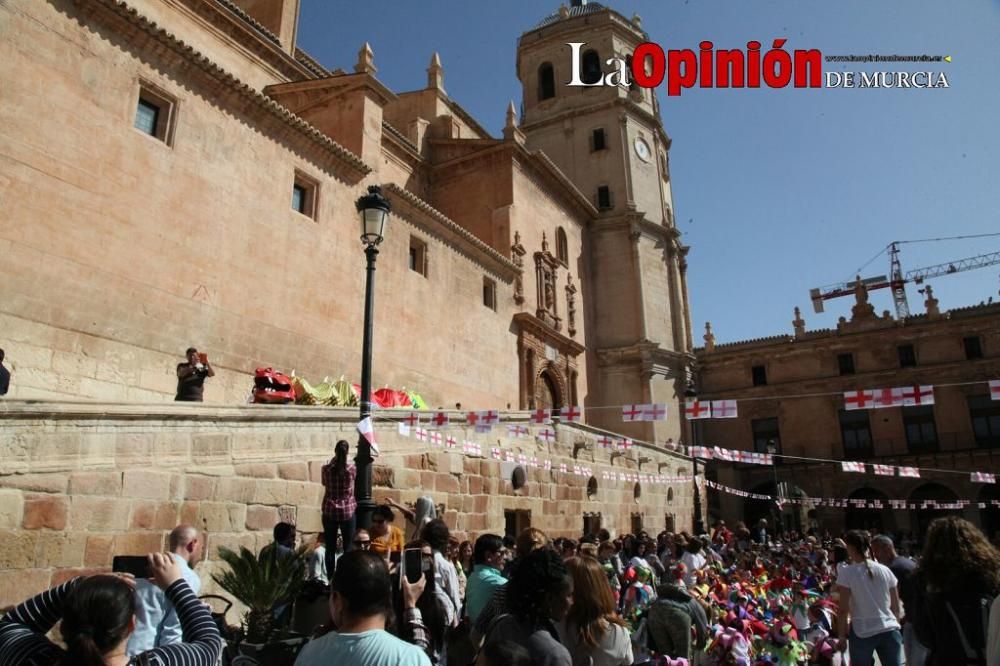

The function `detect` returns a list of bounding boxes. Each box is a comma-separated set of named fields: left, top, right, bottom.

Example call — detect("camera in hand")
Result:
left=112, top=555, right=150, bottom=579
left=403, top=548, right=423, bottom=584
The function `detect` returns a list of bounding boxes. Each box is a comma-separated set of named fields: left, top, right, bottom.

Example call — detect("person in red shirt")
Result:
left=322, top=440, right=357, bottom=576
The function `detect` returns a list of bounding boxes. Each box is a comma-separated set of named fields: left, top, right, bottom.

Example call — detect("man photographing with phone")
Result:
left=127, top=524, right=204, bottom=656
left=175, top=347, right=214, bottom=402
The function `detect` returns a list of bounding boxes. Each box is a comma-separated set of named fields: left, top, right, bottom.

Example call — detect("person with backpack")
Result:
left=646, top=577, right=709, bottom=661
left=835, top=530, right=902, bottom=666
left=912, top=516, right=1000, bottom=666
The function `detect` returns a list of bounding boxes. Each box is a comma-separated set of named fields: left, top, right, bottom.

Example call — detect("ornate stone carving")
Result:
left=792, top=307, right=806, bottom=337
left=566, top=273, right=578, bottom=337
left=534, top=232, right=561, bottom=331
left=511, top=230, right=526, bottom=305
left=703, top=322, right=715, bottom=352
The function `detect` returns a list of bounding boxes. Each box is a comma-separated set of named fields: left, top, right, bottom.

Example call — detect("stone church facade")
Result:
left=0, top=0, right=693, bottom=446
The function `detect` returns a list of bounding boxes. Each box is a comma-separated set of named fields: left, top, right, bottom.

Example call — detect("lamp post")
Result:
left=354, top=185, right=391, bottom=531
left=767, top=439, right=782, bottom=534
left=685, top=380, right=705, bottom=535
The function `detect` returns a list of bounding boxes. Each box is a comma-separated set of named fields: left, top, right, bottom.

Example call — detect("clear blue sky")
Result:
left=297, top=1, right=1000, bottom=344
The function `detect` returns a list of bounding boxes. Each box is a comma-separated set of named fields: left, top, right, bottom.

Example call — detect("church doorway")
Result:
left=535, top=370, right=561, bottom=410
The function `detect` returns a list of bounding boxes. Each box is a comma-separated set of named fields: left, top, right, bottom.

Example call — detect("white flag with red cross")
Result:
left=643, top=403, right=669, bottom=421
left=844, top=390, right=876, bottom=411
left=530, top=408, right=552, bottom=424
left=480, top=410, right=500, bottom=426
left=537, top=428, right=556, bottom=443
left=873, top=388, right=899, bottom=409
left=688, top=446, right=714, bottom=459
left=685, top=400, right=711, bottom=420
left=466, top=411, right=481, bottom=427
left=558, top=405, right=583, bottom=423
left=463, top=441, right=481, bottom=456
left=429, top=411, right=450, bottom=428
left=544, top=459, right=552, bottom=471
left=619, top=437, right=633, bottom=450
left=559, top=462, right=568, bottom=474
left=972, top=472, right=997, bottom=484
left=491, top=447, right=501, bottom=459
left=597, top=434, right=614, bottom=448
left=402, top=412, right=421, bottom=427
left=507, top=424, right=529, bottom=437
left=991, top=380, right=1000, bottom=400
left=841, top=461, right=866, bottom=473
left=428, top=431, right=443, bottom=446
left=414, top=427, right=428, bottom=442
left=710, top=400, right=738, bottom=419
left=357, top=417, right=379, bottom=457
left=898, top=466, right=920, bottom=478
left=899, top=385, right=934, bottom=407
left=445, top=435, right=458, bottom=449
left=872, top=464, right=895, bottom=476
left=621, top=404, right=646, bottom=422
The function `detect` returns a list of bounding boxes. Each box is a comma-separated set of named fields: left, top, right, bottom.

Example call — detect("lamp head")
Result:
left=356, top=185, right=391, bottom=246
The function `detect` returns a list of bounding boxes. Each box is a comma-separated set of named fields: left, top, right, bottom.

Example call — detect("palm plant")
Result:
left=211, top=544, right=308, bottom=644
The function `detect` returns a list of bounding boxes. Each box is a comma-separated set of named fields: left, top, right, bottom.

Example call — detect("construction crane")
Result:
left=810, top=234, right=1000, bottom=318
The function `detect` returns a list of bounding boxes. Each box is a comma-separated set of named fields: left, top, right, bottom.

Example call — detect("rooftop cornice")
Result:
left=521, top=96, right=671, bottom=151
left=396, top=89, right=494, bottom=140
left=74, top=0, right=371, bottom=179
left=381, top=122, right=424, bottom=162
left=383, top=184, right=520, bottom=282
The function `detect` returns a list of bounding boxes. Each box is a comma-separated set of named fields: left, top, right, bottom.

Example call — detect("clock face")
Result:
left=634, top=137, right=651, bottom=162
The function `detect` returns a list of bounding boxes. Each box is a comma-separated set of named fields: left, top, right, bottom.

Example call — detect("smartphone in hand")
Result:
left=112, top=555, right=151, bottom=579
left=403, top=548, right=423, bottom=584
left=197, top=353, right=208, bottom=365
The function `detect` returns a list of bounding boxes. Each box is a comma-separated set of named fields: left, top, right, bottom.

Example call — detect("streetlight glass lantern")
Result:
left=356, top=185, right=391, bottom=246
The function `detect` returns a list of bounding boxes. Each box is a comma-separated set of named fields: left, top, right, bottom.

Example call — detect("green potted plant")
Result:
left=212, top=544, right=310, bottom=665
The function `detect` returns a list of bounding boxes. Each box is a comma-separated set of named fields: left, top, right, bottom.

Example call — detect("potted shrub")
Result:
left=212, top=544, right=310, bottom=666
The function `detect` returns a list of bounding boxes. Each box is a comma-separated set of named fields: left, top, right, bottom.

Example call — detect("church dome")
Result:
left=535, top=1, right=607, bottom=28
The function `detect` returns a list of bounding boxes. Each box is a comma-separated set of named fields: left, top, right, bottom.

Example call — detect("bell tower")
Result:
left=516, top=1, right=694, bottom=444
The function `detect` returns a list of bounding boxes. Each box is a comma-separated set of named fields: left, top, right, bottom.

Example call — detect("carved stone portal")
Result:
left=534, top=233, right=562, bottom=331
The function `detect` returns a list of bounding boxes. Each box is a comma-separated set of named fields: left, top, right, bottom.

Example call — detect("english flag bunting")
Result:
left=844, top=390, right=876, bottom=411
left=559, top=405, right=583, bottom=422
left=643, top=403, right=668, bottom=421
left=689, top=446, right=714, bottom=459
left=841, top=461, right=866, bottom=473
left=429, top=412, right=450, bottom=428
left=357, top=417, right=378, bottom=457
left=597, top=435, right=614, bottom=448
left=531, top=409, right=552, bottom=424
left=900, top=385, right=934, bottom=406
left=619, top=438, right=633, bottom=450
left=710, top=400, right=738, bottom=419
left=414, top=427, right=428, bottom=442
left=972, top=472, right=996, bottom=484
left=402, top=412, right=421, bottom=427
left=685, top=400, right=711, bottom=420
left=989, top=380, right=1000, bottom=400
left=874, top=388, right=899, bottom=409
left=873, top=464, right=895, bottom=476
left=898, top=466, right=920, bottom=478
left=621, top=404, right=645, bottom=422
left=537, top=428, right=556, bottom=443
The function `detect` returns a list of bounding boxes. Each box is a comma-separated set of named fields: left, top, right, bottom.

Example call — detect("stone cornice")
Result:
left=521, top=97, right=671, bottom=152
left=264, top=72, right=398, bottom=108
left=74, top=0, right=371, bottom=179
left=383, top=184, right=519, bottom=282
left=512, top=313, right=586, bottom=356
left=382, top=122, right=423, bottom=162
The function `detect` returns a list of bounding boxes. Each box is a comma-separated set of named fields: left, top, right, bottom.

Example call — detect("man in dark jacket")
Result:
left=647, top=582, right=709, bottom=661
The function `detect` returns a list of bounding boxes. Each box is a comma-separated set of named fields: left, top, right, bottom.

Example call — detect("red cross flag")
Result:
left=621, top=404, right=645, bottom=422
left=597, top=435, right=614, bottom=448
left=710, top=400, right=737, bottom=419
left=844, top=390, right=876, bottom=411
left=357, top=417, right=379, bottom=457
left=559, top=405, right=583, bottom=422
left=430, top=412, right=450, bottom=427
left=445, top=435, right=458, bottom=448
left=429, top=431, right=443, bottom=446
left=874, top=388, right=899, bottom=409
left=403, top=412, right=421, bottom=427
left=898, top=466, right=920, bottom=478
left=685, top=400, right=711, bottom=419
left=900, top=385, right=934, bottom=407
left=506, top=424, right=529, bottom=437
left=619, top=437, right=633, bottom=450
left=643, top=403, right=668, bottom=421
left=990, top=380, right=1000, bottom=400
left=491, top=447, right=501, bottom=459
left=972, top=472, right=996, bottom=484
left=688, top=446, right=713, bottom=459
left=481, top=410, right=500, bottom=426
left=466, top=411, right=480, bottom=426
left=530, top=408, right=552, bottom=424
left=841, top=461, right=866, bottom=473
left=544, top=459, right=552, bottom=471
left=873, top=464, right=895, bottom=476
left=537, top=428, right=556, bottom=443
left=415, top=427, right=428, bottom=442
left=559, top=463, right=568, bottom=474
left=530, top=456, right=539, bottom=468
left=463, top=441, right=481, bottom=456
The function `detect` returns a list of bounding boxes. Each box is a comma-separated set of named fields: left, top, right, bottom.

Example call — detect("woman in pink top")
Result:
left=322, top=440, right=357, bottom=576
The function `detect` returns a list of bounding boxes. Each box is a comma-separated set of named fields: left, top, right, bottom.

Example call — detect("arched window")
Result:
left=625, top=55, right=641, bottom=92
left=538, top=63, right=556, bottom=101
left=556, top=227, right=568, bottom=264
left=582, top=50, right=602, bottom=85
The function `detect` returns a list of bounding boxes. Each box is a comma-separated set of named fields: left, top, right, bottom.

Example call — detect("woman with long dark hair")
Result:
left=322, top=439, right=357, bottom=575
left=835, top=530, right=902, bottom=666
left=0, top=552, right=221, bottom=665
left=394, top=540, right=451, bottom=664
left=561, top=556, right=633, bottom=666
left=912, top=516, right=1000, bottom=665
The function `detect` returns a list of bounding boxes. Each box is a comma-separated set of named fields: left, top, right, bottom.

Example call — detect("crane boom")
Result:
left=906, top=250, right=1000, bottom=283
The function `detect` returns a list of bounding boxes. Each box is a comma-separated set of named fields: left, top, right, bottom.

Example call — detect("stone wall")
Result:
left=0, top=400, right=696, bottom=610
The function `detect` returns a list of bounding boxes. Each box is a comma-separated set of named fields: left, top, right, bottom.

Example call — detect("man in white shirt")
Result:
left=126, top=525, right=204, bottom=656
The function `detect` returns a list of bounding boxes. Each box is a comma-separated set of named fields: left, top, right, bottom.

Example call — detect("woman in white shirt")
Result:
left=560, top=556, right=633, bottom=666
left=835, top=530, right=902, bottom=666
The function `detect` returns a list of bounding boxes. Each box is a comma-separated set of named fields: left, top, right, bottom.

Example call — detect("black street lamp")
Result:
left=767, top=438, right=782, bottom=533
left=354, top=185, right=391, bottom=531
left=685, top=380, right=705, bottom=535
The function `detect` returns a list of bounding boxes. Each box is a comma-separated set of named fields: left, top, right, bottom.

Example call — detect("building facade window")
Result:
left=556, top=227, right=568, bottom=264
left=591, top=128, right=607, bottom=151
left=409, top=236, right=428, bottom=277
left=968, top=394, right=1000, bottom=447
left=964, top=336, right=984, bottom=360
left=291, top=171, right=318, bottom=219
left=596, top=186, right=612, bottom=210
left=538, top=63, right=555, bottom=100
left=133, top=84, right=175, bottom=144
left=903, top=405, right=938, bottom=453
left=838, top=353, right=855, bottom=376
left=898, top=343, right=917, bottom=368
left=582, top=49, right=602, bottom=84
left=839, top=409, right=874, bottom=458
left=483, top=277, right=497, bottom=311
left=751, top=365, right=767, bottom=386
left=751, top=418, right=780, bottom=455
